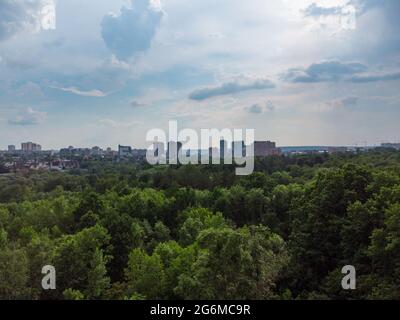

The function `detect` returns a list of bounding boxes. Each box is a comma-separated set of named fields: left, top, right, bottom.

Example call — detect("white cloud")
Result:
left=51, top=86, right=108, bottom=97
left=0, top=0, right=56, bottom=41
left=40, top=1, right=56, bottom=30
left=8, top=107, right=47, bottom=125
left=99, top=118, right=140, bottom=128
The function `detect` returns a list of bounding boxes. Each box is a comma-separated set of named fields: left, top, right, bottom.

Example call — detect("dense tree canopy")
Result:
left=0, top=149, right=400, bottom=299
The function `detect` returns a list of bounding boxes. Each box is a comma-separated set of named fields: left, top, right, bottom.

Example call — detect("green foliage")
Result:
left=178, top=207, right=226, bottom=246
left=54, top=224, right=111, bottom=297
left=125, top=248, right=165, bottom=299
left=63, top=288, right=85, bottom=300
left=0, top=246, right=30, bottom=299
left=86, top=248, right=111, bottom=299
left=0, top=149, right=400, bottom=299
left=176, top=225, right=288, bottom=299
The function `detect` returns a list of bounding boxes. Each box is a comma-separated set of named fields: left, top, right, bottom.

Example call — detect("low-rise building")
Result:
left=118, top=145, right=132, bottom=158
left=253, top=141, right=281, bottom=157
left=381, top=143, right=400, bottom=150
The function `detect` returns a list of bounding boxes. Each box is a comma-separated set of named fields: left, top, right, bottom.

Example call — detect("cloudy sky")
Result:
left=0, top=0, right=399, bottom=149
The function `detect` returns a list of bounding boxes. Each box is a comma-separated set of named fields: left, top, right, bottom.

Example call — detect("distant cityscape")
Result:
left=1, top=140, right=400, bottom=174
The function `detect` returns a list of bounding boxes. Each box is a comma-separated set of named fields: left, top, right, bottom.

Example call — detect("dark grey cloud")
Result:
left=303, top=3, right=342, bottom=17
left=130, top=100, right=147, bottom=107
left=266, top=101, right=275, bottom=112
left=303, top=1, right=400, bottom=60
left=341, top=96, right=358, bottom=106
left=358, top=0, right=400, bottom=17
left=43, top=37, right=65, bottom=49
left=357, top=1, right=400, bottom=58
left=246, top=101, right=275, bottom=114
left=283, top=61, right=367, bottom=83
left=326, top=96, right=358, bottom=108
left=101, top=0, right=163, bottom=60
left=246, top=104, right=263, bottom=114
left=0, top=0, right=55, bottom=41
left=3, top=56, right=36, bottom=70
left=189, top=79, right=275, bottom=101
left=283, top=60, right=400, bottom=84
left=303, top=1, right=374, bottom=19
left=350, top=72, right=400, bottom=83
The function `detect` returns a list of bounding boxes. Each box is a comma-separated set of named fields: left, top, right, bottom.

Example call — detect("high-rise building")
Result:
left=21, top=142, right=42, bottom=152
left=8, top=145, right=16, bottom=152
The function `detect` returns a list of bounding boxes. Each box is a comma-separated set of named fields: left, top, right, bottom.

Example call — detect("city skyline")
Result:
left=3, top=138, right=400, bottom=152
left=1, top=0, right=400, bottom=149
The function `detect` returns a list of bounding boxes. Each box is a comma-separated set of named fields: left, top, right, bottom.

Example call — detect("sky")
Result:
left=0, top=0, right=399, bottom=149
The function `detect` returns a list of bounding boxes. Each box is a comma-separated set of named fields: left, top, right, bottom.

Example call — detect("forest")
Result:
left=0, top=149, right=399, bottom=300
